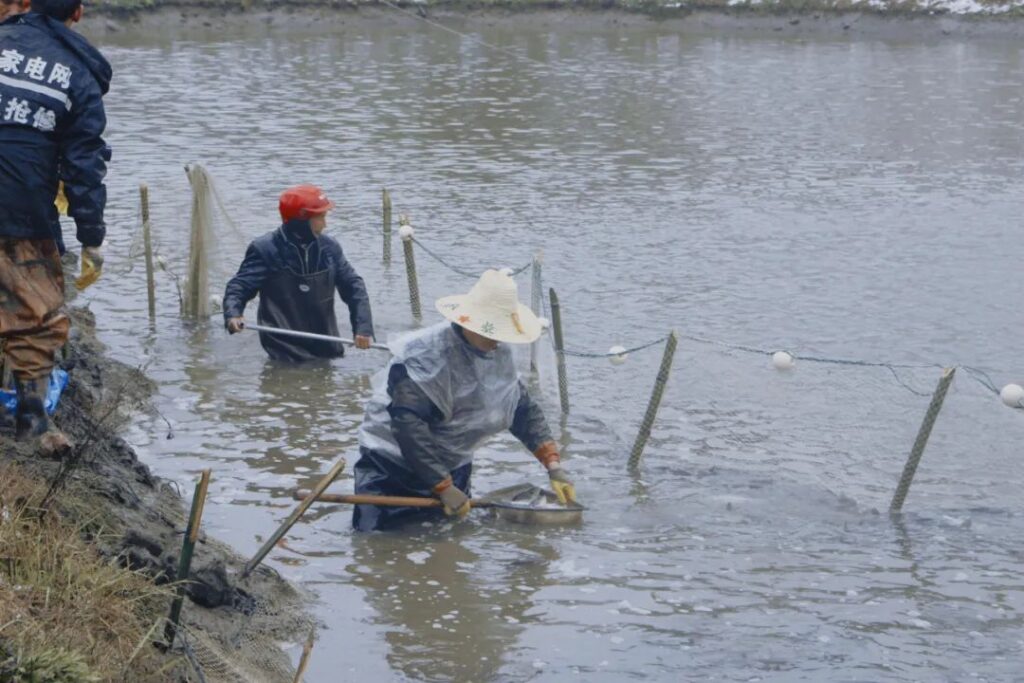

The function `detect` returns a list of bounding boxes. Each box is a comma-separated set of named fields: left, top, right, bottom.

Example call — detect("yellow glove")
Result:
left=55, top=181, right=68, bottom=216
left=434, top=478, right=470, bottom=518
left=548, top=466, right=577, bottom=506
left=74, top=246, right=103, bottom=291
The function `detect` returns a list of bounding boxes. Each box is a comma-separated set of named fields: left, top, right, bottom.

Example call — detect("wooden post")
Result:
left=529, top=251, right=543, bottom=376
left=292, top=628, right=316, bottom=683
left=627, top=332, right=679, bottom=471
left=400, top=216, right=422, bottom=320
left=382, top=188, right=392, bottom=264
left=889, top=367, right=956, bottom=513
left=242, top=458, right=347, bottom=579
left=141, top=184, right=156, bottom=319
left=164, top=469, right=211, bottom=647
left=549, top=288, right=570, bottom=415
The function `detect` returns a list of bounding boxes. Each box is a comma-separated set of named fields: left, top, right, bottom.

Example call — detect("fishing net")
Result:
left=176, top=585, right=317, bottom=683
left=182, top=164, right=215, bottom=320
left=181, top=164, right=251, bottom=320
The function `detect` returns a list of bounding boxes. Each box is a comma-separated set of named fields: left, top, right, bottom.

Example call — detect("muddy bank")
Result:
left=82, top=2, right=1024, bottom=41
left=0, top=307, right=311, bottom=682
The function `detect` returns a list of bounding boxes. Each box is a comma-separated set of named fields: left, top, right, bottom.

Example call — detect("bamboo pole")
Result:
left=382, top=188, right=392, bottom=264
left=164, top=469, right=211, bottom=647
left=242, top=458, right=347, bottom=579
left=529, top=251, right=543, bottom=376
left=400, top=215, right=422, bottom=320
left=141, top=184, right=156, bottom=319
left=549, top=288, right=570, bottom=414
left=627, top=332, right=679, bottom=471
left=292, top=628, right=316, bottom=683
left=889, top=367, right=956, bottom=513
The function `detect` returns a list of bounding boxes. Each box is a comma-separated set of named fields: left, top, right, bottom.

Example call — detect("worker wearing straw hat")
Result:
left=354, top=269, right=576, bottom=531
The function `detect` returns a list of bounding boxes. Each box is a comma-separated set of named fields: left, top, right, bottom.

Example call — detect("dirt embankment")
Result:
left=0, top=308, right=309, bottom=683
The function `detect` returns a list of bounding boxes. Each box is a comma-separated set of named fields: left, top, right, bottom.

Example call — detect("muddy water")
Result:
left=78, top=14, right=1023, bottom=682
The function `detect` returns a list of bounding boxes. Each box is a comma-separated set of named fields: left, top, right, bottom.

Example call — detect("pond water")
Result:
left=79, top=13, right=1023, bottom=682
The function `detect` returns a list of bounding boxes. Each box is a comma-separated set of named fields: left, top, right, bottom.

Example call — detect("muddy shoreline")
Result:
left=0, top=307, right=310, bottom=682
left=82, top=3, right=1024, bottom=41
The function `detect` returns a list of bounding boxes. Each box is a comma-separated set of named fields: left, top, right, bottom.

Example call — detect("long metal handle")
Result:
left=245, top=323, right=390, bottom=351
left=292, top=490, right=492, bottom=509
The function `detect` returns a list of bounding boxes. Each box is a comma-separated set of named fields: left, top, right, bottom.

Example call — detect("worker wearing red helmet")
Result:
left=222, top=185, right=374, bottom=362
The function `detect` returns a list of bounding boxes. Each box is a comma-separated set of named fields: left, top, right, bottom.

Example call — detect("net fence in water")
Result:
left=178, top=592, right=316, bottom=683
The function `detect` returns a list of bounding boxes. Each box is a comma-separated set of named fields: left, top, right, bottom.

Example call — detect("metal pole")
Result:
left=382, top=188, right=392, bottom=264
left=141, top=184, right=156, bottom=319
left=628, top=332, right=679, bottom=471
left=401, top=216, right=422, bottom=320
left=242, top=458, right=347, bottom=579
left=244, top=323, right=389, bottom=351
left=889, top=367, right=956, bottom=513
left=164, top=469, right=211, bottom=647
left=549, top=288, right=570, bottom=415
left=529, top=251, right=543, bottom=376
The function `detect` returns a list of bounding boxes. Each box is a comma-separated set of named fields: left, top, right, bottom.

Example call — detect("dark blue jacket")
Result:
left=0, top=12, right=111, bottom=246
left=222, top=226, right=375, bottom=338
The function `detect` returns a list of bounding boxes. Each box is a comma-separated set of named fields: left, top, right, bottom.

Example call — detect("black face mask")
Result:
left=282, top=218, right=316, bottom=245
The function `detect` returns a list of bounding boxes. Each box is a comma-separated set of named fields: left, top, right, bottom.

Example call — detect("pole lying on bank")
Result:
left=400, top=215, right=422, bottom=320
left=140, top=184, right=156, bottom=319
left=164, top=469, right=211, bottom=648
left=529, top=251, right=543, bottom=376
left=382, top=188, right=392, bottom=264
left=627, top=331, right=679, bottom=472
left=241, top=458, right=347, bottom=579
left=889, top=367, right=957, bottom=513
left=549, top=288, right=570, bottom=415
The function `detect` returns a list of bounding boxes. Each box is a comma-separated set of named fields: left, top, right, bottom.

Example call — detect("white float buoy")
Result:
left=609, top=345, right=628, bottom=365
left=772, top=351, right=795, bottom=371
left=999, top=383, right=1024, bottom=408
left=537, top=316, right=550, bottom=330
left=398, top=224, right=415, bottom=240
left=156, top=255, right=168, bottom=272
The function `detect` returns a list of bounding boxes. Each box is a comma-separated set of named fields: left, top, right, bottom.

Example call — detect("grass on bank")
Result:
left=0, top=464, right=178, bottom=683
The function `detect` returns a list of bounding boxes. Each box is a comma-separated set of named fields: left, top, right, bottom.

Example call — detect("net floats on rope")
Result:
left=1000, top=383, right=1023, bottom=408
left=772, top=351, right=795, bottom=371
left=609, top=345, right=629, bottom=365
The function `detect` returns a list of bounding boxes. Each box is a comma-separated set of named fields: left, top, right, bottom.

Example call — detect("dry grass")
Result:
left=0, top=464, right=180, bottom=683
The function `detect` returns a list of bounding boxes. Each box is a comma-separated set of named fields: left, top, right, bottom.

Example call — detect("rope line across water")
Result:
left=410, top=236, right=532, bottom=279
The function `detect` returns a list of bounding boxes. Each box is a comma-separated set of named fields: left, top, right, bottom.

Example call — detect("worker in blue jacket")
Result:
left=0, top=0, right=111, bottom=445
left=222, top=185, right=375, bottom=362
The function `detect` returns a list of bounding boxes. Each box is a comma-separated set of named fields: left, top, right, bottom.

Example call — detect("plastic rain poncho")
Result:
left=358, top=322, right=522, bottom=477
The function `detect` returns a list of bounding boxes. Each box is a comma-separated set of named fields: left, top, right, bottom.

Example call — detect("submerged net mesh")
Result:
left=178, top=591, right=316, bottom=683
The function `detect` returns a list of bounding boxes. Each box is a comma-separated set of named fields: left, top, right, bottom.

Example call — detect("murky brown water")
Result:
left=76, top=14, right=1024, bottom=682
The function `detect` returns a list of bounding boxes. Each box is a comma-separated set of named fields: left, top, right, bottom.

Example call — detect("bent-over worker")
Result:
left=353, top=269, right=576, bottom=532
left=222, top=185, right=374, bottom=362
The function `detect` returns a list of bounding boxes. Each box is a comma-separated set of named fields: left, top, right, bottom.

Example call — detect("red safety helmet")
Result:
left=279, top=185, right=336, bottom=222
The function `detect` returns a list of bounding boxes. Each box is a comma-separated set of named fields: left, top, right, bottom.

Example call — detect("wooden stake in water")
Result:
left=292, top=627, right=317, bottom=683
left=889, top=367, right=956, bottom=513
left=549, top=288, right=570, bottom=415
left=140, top=184, right=156, bottom=319
left=382, top=188, right=392, bottom=264
left=400, top=215, right=422, bottom=320
left=628, top=331, right=679, bottom=471
left=164, top=469, right=211, bottom=647
left=242, top=458, right=347, bottom=579
left=529, top=251, right=543, bottom=376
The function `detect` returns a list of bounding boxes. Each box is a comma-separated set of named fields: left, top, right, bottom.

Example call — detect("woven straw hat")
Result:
left=435, top=269, right=542, bottom=344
